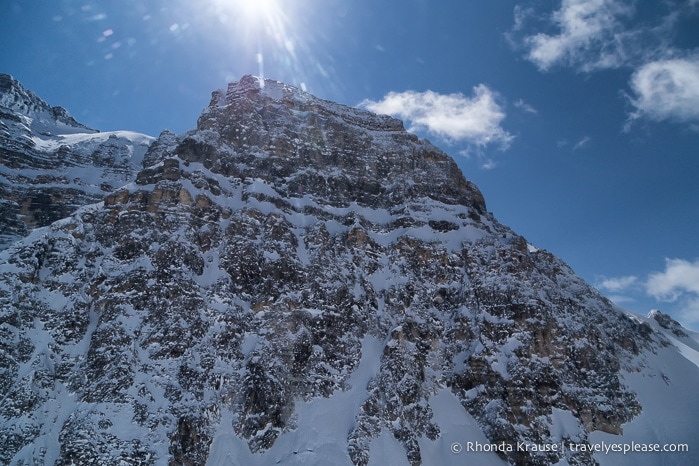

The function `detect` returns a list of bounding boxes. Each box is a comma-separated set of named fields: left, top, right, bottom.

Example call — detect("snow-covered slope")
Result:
left=0, top=75, right=697, bottom=466
left=583, top=309, right=699, bottom=466
left=0, top=73, right=154, bottom=248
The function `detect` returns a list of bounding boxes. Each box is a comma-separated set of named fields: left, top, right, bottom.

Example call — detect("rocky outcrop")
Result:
left=0, top=73, right=154, bottom=249
left=649, top=309, right=688, bottom=338
left=0, top=74, right=94, bottom=133
left=0, top=76, right=694, bottom=466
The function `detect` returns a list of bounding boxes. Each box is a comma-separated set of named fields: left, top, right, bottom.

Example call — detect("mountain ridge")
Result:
left=0, top=73, right=96, bottom=135
left=0, top=75, right=697, bottom=466
left=0, top=73, right=154, bottom=249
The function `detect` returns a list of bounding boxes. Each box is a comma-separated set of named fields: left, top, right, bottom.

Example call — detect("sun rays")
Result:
left=203, top=0, right=310, bottom=84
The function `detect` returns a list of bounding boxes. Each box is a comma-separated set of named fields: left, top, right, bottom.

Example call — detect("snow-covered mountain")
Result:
left=0, top=73, right=154, bottom=249
left=1, top=75, right=698, bottom=466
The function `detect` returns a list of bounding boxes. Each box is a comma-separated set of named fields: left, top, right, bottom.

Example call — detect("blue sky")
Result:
left=2, top=0, right=699, bottom=328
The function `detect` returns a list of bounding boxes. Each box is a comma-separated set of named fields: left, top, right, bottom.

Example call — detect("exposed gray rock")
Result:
left=0, top=73, right=154, bottom=249
left=649, top=309, right=688, bottom=338
left=0, top=76, right=695, bottom=466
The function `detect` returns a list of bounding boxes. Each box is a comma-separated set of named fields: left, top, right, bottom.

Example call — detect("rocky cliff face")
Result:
left=1, top=75, right=698, bottom=466
left=0, top=73, right=154, bottom=249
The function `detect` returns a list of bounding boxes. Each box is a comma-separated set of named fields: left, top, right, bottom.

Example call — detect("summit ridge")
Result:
left=0, top=75, right=698, bottom=466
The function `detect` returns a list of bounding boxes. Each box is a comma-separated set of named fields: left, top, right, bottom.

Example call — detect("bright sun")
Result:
left=236, top=0, right=281, bottom=22
left=210, top=0, right=287, bottom=32
left=207, top=0, right=294, bottom=73
left=201, top=0, right=316, bottom=88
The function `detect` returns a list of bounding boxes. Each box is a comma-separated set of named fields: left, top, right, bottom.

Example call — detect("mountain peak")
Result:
left=182, top=75, right=487, bottom=213
left=0, top=75, right=153, bottom=249
left=215, top=74, right=310, bottom=104
left=0, top=73, right=95, bottom=134
left=206, top=75, right=406, bottom=133
left=2, top=76, right=699, bottom=466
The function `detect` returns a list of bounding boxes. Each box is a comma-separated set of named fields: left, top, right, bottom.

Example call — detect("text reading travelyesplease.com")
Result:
left=450, top=440, right=689, bottom=455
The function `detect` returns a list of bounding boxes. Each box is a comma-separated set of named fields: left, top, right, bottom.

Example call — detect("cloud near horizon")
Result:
left=647, top=258, right=699, bottom=325
left=595, top=264, right=699, bottom=328
left=647, top=258, right=699, bottom=301
left=596, top=275, right=639, bottom=293
left=361, top=85, right=513, bottom=150
left=594, top=274, right=639, bottom=306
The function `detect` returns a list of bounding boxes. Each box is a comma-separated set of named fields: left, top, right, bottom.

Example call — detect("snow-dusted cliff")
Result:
left=0, top=75, right=697, bottom=466
left=0, top=73, right=154, bottom=249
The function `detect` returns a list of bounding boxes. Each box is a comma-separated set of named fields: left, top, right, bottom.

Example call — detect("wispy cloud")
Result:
left=597, top=275, right=638, bottom=293
left=680, top=297, right=699, bottom=327
left=556, top=136, right=590, bottom=151
left=608, top=295, right=638, bottom=304
left=481, top=159, right=498, bottom=170
left=511, top=0, right=683, bottom=73
left=596, top=261, right=699, bottom=328
left=628, top=54, right=699, bottom=124
left=457, top=149, right=498, bottom=170
left=595, top=274, right=639, bottom=305
left=361, top=86, right=513, bottom=150
left=647, top=258, right=699, bottom=300
left=511, top=0, right=699, bottom=130
left=647, top=258, right=699, bottom=326
left=514, top=98, right=538, bottom=114
left=518, top=0, right=636, bottom=72
left=572, top=136, right=591, bottom=150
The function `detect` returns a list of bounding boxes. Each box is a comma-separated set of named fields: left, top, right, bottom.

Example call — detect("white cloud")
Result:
left=513, top=1, right=699, bottom=129
left=597, top=275, right=638, bottom=293
left=597, top=261, right=699, bottom=328
left=481, top=159, right=498, bottom=170
left=595, top=275, right=638, bottom=306
left=572, top=136, right=590, bottom=150
left=595, top=275, right=640, bottom=307
left=647, top=258, right=699, bottom=301
left=606, top=294, right=637, bottom=305
left=514, top=0, right=684, bottom=73
left=679, top=296, right=699, bottom=327
left=361, top=86, right=513, bottom=150
left=522, top=0, right=634, bottom=72
left=514, top=98, right=538, bottom=114
left=628, top=55, right=699, bottom=123
left=646, top=258, right=699, bottom=329
left=511, top=5, right=531, bottom=33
